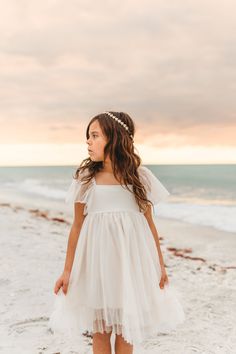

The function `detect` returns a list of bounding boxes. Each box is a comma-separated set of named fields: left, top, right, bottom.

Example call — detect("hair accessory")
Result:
left=103, top=111, right=133, bottom=140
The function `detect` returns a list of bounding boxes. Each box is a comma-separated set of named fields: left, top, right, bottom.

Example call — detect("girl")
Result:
left=49, top=111, right=185, bottom=354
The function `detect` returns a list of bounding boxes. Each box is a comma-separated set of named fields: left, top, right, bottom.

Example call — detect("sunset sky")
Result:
left=0, top=1, right=235, bottom=166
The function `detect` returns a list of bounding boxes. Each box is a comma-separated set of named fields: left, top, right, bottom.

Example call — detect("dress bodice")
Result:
left=88, top=183, right=141, bottom=214
left=65, top=165, right=170, bottom=216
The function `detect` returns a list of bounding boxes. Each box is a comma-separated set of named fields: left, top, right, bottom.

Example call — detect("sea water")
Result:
left=0, top=164, right=235, bottom=233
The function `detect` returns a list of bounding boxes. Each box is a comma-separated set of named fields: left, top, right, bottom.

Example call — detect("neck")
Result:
left=102, top=158, right=113, bottom=173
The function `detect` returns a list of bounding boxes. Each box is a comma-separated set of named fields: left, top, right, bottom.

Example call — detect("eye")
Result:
left=88, top=134, right=97, bottom=140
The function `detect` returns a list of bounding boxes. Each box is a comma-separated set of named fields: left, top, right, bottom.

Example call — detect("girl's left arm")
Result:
left=144, top=204, right=165, bottom=268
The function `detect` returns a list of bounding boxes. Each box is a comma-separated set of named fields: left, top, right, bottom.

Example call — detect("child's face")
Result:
left=86, top=120, right=108, bottom=161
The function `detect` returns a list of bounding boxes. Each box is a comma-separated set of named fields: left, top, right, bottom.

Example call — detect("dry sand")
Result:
left=0, top=202, right=236, bottom=354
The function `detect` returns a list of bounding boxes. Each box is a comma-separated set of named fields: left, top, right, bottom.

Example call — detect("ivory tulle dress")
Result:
left=48, top=165, right=185, bottom=346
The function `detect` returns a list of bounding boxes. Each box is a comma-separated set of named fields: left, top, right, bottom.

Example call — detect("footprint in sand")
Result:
left=9, top=316, right=49, bottom=335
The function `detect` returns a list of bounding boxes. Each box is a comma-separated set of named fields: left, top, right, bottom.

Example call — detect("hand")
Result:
left=159, top=265, right=169, bottom=289
left=54, top=270, right=71, bottom=295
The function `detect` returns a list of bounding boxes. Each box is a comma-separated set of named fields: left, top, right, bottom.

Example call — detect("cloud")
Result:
left=0, top=0, right=236, bottom=146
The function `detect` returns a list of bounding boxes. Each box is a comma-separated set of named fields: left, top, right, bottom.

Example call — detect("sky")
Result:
left=0, top=0, right=236, bottom=166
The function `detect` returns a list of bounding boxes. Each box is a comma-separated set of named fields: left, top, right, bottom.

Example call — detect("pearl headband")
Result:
left=103, top=111, right=133, bottom=140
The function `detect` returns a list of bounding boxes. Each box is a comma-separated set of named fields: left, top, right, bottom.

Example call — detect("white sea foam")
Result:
left=155, top=202, right=236, bottom=233
left=5, top=179, right=66, bottom=200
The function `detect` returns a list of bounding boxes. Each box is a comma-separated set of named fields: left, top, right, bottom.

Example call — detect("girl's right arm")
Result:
left=54, top=202, right=86, bottom=295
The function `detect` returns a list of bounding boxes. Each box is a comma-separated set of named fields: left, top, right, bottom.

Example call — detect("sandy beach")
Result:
left=1, top=201, right=236, bottom=354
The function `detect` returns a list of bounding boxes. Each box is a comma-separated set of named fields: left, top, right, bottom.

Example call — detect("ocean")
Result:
left=0, top=164, right=235, bottom=233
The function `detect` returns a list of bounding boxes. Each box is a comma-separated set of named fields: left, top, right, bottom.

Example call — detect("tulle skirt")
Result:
left=48, top=211, right=185, bottom=346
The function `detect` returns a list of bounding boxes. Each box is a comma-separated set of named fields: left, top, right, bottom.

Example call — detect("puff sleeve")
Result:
left=65, top=168, right=94, bottom=215
left=138, top=165, right=170, bottom=215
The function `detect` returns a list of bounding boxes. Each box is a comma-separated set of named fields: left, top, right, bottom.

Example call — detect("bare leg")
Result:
left=93, top=320, right=112, bottom=354
left=115, top=333, right=133, bottom=354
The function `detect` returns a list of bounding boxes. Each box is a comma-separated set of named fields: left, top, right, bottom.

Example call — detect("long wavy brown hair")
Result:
left=73, top=111, right=153, bottom=213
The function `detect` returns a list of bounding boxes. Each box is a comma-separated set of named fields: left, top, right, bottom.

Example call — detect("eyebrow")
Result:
left=89, top=130, right=99, bottom=134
